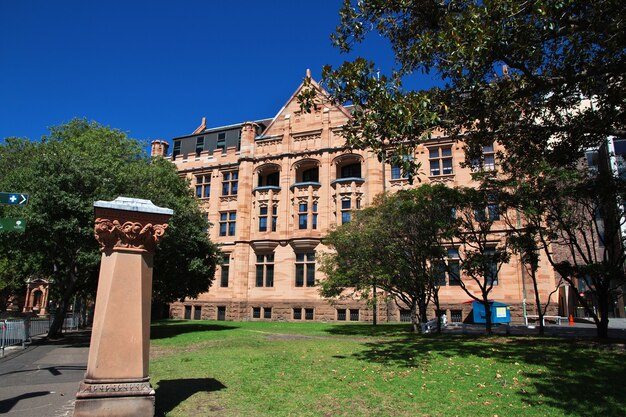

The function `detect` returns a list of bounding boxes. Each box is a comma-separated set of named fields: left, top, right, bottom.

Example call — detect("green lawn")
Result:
left=149, top=320, right=625, bottom=417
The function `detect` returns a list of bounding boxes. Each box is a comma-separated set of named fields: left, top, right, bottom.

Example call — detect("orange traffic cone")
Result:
left=569, top=314, right=575, bottom=326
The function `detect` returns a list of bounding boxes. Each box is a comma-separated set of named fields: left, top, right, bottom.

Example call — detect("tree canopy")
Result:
left=306, top=0, right=625, bottom=172
left=300, top=0, right=626, bottom=337
left=320, top=184, right=457, bottom=332
left=0, top=119, right=220, bottom=335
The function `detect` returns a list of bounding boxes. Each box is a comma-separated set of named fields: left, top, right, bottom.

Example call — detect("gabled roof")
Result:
left=259, top=70, right=352, bottom=137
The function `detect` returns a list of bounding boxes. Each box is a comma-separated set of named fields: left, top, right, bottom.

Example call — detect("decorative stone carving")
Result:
left=292, top=129, right=322, bottom=142
left=429, top=175, right=455, bottom=184
left=94, top=219, right=168, bottom=252
left=77, top=380, right=155, bottom=399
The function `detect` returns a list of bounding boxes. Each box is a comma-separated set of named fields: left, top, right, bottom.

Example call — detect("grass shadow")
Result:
left=154, top=377, right=226, bottom=417
left=323, top=323, right=413, bottom=338
left=151, top=321, right=238, bottom=340
left=350, top=333, right=626, bottom=417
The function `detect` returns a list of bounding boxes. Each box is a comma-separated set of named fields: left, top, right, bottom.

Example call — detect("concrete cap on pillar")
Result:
left=94, top=197, right=174, bottom=216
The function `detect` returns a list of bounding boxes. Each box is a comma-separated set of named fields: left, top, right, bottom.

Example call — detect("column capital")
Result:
left=93, top=197, right=173, bottom=253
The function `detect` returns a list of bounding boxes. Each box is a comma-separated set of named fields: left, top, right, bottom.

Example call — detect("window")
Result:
left=349, top=309, right=360, bottom=321
left=337, top=308, right=347, bottom=321
left=301, top=167, right=319, bottom=182
left=271, top=205, right=277, bottom=232
left=433, top=248, right=460, bottom=286
left=487, top=193, right=499, bottom=221
left=293, top=307, right=302, bottom=320
left=400, top=309, right=412, bottom=322
left=483, top=144, right=495, bottom=171
left=429, top=146, right=453, bottom=176
left=252, top=307, right=261, bottom=319
left=485, top=248, right=498, bottom=286
left=217, top=306, right=226, bottom=321
left=340, top=163, right=361, bottom=178
left=433, top=261, right=447, bottom=286
left=391, top=164, right=403, bottom=179
left=450, top=309, right=463, bottom=323
left=259, top=171, right=280, bottom=187
left=259, top=206, right=268, bottom=232
left=298, top=202, right=318, bottom=230
left=475, top=194, right=500, bottom=222
left=219, top=211, right=236, bottom=236
left=263, top=307, right=272, bottom=319
left=448, top=249, right=461, bottom=286
left=255, top=253, right=274, bottom=287
left=471, top=144, right=496, bottom=171
left=217, top=132, right=226, bottom=151
left=195, top=175, right=211, bottom=198
left=193, top=305, right=202, bottom=320
left=220, top=254, right=230, bottom=287
left=202, top=212, right=209, bottom=233
left=305, top=308, right=314, bottom=320
left=195, top=136, right=205, bottom=157
left=298, top=202, right=308, bottom=230
left=221, top=171, right=238, bottom=196
left=391, top=155, right=411, bottom=180
left=257, top=205, right=278, bottom=233
left=172, top=140, right=181, bottom=160
left=341, top=199, right=351, bottom=224
left=295, top=252, right=315, bottom=287
left=184, top=305, right=191, bottom=320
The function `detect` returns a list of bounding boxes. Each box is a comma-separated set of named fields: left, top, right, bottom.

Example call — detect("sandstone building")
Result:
left=154, top=75, right=559, bottom=324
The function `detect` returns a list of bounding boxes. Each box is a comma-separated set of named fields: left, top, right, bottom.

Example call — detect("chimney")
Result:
left=150, top=140, right=169, bottom=157
left=239, top=122, right=259, bottom=156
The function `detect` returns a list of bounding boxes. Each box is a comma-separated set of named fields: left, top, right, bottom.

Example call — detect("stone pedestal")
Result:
left=74, top=197, right=172, bottom=417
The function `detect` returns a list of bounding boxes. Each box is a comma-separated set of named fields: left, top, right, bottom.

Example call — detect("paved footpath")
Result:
left=0, top=331, right=90, bottom=417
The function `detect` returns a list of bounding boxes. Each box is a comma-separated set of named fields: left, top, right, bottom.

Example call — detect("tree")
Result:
left=299, top=0, right=626, bottom=337
left=508, top=165, right=626, bottom=338
left=0, top=119, right=220, bottom=338
left=302, top=0, right=624, bottom=168
left=448, top=187, right=511, bottom=335
left=320, top=184, right=457, bottom=332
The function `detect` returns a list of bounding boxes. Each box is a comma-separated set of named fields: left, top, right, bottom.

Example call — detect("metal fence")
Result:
left=1, top=314, right=80, bottom=357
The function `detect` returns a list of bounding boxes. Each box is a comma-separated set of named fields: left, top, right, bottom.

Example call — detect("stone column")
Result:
left=74, top=197, right=172, bottom=417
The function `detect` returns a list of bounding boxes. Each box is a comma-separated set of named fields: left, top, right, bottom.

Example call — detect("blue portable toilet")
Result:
left=472, top=301, right=511, bottom=324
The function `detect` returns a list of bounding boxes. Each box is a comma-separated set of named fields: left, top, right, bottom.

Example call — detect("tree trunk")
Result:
left=530, top=265, right=545, bottom=336
left=433, top=289, right=442, bottom=333
left=372, top=281, right=377, bottom=326
left=410, top=303, right=419, bottom=333
left=596, top=286, right=610, bottom=339
left=484, top=298, right=493, bottom=335
left=47, top=276, right=77, bottom=338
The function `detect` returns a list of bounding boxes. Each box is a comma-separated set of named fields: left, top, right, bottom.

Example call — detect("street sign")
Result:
left=0, top=192, right=29, bottom=205
left=0, top=218, right=27, bottom=233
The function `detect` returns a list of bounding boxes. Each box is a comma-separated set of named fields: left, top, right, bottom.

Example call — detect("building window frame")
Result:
left=295, top=252, right=316, bottom=287
left=220, top=254, right=230, bottom=287
left=219, top=211, right=236, bottom=236
left=341, top=198, right=351, bottom=224
left=195, top=136, right=205, bottom=157
left=221, top=171, right=239, bottom=196
left=255, top=253, right=275, bottom=287
left=195, top=174, right=211, bottom=199
left=217, top=132, right=226, bottom=151
left=429, top=145, right=454, bottom=176
left=172, top=140, right=181, bottom=160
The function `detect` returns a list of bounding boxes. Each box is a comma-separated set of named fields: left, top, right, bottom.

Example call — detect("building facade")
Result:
left=156, top=76, right=558, bottom=324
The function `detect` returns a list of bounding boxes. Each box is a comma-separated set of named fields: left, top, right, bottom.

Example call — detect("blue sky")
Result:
left=1, top=0, right=439, bottom=147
